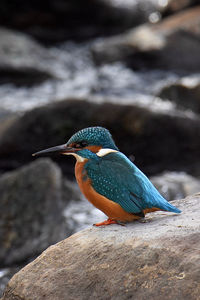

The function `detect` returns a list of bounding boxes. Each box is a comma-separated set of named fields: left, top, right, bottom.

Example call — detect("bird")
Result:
left=33, top=126, right=181, bottom=226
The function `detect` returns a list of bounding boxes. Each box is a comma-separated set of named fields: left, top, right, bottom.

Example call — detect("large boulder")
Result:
left=0, top=158, right=79, bottom=267
left=158, top=77, right=200, bottom=113
left=1, top=194, right=200, bottom=300
left=0, top=0, right=176, bottom=44
left=0, top=99, right=200, bottom=178
left=0, top=28, right=53, bottom=86
left=92, top=6, right=200, bottom=72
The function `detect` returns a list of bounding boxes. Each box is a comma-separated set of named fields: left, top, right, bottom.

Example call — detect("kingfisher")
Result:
left=33, top=126, right=181, bottom=226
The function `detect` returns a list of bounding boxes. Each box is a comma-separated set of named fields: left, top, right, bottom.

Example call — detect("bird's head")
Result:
left=33, top=126, right=119, bottom=161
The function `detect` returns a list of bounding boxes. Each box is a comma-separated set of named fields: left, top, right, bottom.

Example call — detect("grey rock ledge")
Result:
left=2, top=193, right=200, bottom=300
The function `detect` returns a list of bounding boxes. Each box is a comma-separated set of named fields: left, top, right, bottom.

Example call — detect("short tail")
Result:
left=141, top=174, right=182, bottom=214
left=159, top=200, right=181, bottom=213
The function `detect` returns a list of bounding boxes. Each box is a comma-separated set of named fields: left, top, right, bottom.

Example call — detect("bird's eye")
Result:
left=75, top=141, right=88, bottom=148
left=79, top=141, right=88, bottom=147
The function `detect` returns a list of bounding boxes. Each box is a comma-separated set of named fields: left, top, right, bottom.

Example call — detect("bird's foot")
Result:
left=137, top=218, right=148, bottom=223
left=93, top=219, right=117, bottom=226
left=93, top=218, right=125, bottom=227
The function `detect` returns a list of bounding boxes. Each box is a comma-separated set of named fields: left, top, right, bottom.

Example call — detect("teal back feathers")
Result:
left=67, top=126, right=181, bottom=215
left=84, top=151, right=181, bottom=214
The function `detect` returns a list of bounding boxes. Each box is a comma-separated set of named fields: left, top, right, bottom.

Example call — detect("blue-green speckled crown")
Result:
left=67, top=127, right=119, bottom=150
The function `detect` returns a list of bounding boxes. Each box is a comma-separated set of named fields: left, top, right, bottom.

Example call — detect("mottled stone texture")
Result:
left=2, top=194, right=200, bottom=300
left=0, top=158, right=74, bottom=267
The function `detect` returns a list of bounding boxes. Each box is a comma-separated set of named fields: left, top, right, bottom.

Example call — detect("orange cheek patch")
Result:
left=85, top=145, right=102, bottom=153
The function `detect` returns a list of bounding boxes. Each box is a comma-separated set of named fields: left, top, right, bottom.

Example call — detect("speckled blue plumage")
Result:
left=84, top=152, right=181, bottom=214
left=34, top=125, right=181, bottom=216
left=68, top=127, right=181, bottom=215
left=67, top=127, right=119, bottom=150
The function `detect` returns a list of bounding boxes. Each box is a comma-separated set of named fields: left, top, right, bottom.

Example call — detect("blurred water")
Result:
left=64, top=196, right=106, bottom=233
left=0, top=41, right=184, bottom=114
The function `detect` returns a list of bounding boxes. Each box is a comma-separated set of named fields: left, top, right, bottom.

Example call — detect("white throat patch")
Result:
left=96, top=148, right=118, bottom=157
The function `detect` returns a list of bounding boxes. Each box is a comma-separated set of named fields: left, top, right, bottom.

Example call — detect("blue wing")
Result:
left=85, top=152, right=181, bottom=214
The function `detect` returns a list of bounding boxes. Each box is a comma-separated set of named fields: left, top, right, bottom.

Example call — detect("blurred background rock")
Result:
left=0, top=0, right=200, bottom=296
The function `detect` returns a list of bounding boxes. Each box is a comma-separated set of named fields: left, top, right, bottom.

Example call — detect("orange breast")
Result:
left=75, top=161, right=140, bottom=222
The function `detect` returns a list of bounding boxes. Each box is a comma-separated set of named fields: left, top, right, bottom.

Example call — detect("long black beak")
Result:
left=32, top=144, right=76, bottom=157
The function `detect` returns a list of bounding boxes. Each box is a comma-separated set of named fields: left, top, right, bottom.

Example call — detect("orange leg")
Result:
left=94, top=218, right=119, bottom=227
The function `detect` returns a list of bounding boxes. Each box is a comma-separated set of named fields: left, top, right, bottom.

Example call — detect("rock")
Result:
left=0, top=98, right=200, bottom=178
left=1, top=194, right=200, bottom=300
left=0, top=28, right=53, bottom=86
left=150, top=171, right=200, bottom=201
left=0, top=111, right=19, bottom=141
left=0, top=267, right=21, bottom=298
left=158, top=77, right=200, bottom=113
left=0, top=0, right=170, bottom=44
left=0, top=158, right=78, bottom=267
left=92, top=6, right=200, bottom=72
left=155, top=4, right=200, bottom=36
left=0, top=67, right=52, bottom=87
left=164, top=0, right=196, bottom=13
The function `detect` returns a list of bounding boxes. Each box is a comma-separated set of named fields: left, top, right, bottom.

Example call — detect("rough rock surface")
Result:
left=0, top=99, right=200, bottom=178
left=0, top=158, right=79, bottom=267
left=0, top=267, right=21, bottom=297
left=2, top=194, right=200, bottom=300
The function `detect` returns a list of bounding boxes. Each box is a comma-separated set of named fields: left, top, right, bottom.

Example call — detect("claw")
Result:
left=93, top=218, right=125, bottom=226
